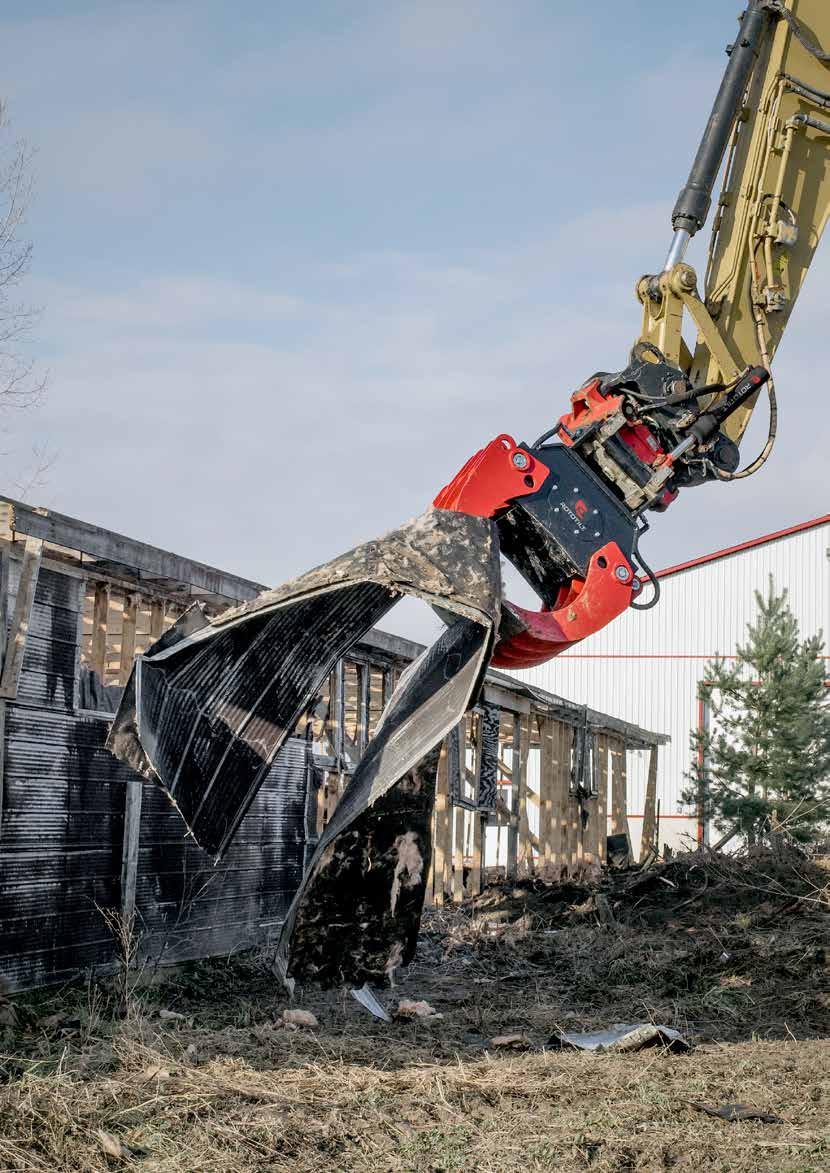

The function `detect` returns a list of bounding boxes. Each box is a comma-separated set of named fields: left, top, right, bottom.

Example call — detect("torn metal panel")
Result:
left=107, top=509, right=499, bottom=865
left=106, top=603, right=210, bottom=780
left=283, top=745, right=442, bottom=986
left=276, top=615, right=491, bottom=985
left=550, top=1023, right=691, bottom=1053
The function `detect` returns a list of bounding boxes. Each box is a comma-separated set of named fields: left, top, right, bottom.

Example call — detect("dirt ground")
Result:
left=1, top=848, right=828, bottom=1172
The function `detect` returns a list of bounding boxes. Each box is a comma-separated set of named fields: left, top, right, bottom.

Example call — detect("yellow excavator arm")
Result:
left=639, top=0, right=830, bottom=450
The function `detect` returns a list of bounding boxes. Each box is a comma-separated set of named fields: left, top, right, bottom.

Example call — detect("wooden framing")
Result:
left=3, top=495, right=263, bottom=604
left=0, top=490, right=666, bottom=906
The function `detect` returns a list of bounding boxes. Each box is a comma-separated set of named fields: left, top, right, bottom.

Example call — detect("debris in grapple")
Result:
left=108, top=509, right=500, bottom=985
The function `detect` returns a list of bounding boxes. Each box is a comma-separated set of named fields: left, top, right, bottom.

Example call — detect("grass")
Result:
left=1, top=1029, right=827, bottom=1171
left=0, top=846, right=828, bottom=1171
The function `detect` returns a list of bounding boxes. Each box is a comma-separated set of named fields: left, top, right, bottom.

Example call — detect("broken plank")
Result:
left=596, top=734, right=608, bottom=865
left=470, top=811, right=483, bottom=897
left=516, top=713, right=531, bottom=877
left=640, top=745, right=659, bottom=863
left=89, top=582, right=110, bottom=681
left=451, top=806, right=465, bottom=903
left=538, top=716, right=556, bottom=874
left=118, top=592, right=139, bottom=686
left=120, top=778, right=143, bottom=918
left=506, top=712, right=520, bottom=878
left=432, top=744, right=450, bottom=905
left=0, top=537, right=43, bottom=699
left=149, top=598, right=165, bottom=642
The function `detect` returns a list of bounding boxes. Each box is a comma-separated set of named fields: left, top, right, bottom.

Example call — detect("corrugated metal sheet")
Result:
left=0, top=561, right=125, bottom=990
left=513, top=521, right=830, bottom=851
left=135, top=738, right=311, bottom=964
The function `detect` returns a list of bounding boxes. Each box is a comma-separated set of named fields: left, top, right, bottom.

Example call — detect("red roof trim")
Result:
left=657, top=514, right=830, bottom=580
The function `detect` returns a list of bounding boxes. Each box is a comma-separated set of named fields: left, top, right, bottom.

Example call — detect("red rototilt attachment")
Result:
left=433, top=434, right=637, bottom=670
left=557, top=377, right=623, bottom=443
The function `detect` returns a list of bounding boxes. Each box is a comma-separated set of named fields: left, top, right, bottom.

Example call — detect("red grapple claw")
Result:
left=433, top=434, right=548, bottom=517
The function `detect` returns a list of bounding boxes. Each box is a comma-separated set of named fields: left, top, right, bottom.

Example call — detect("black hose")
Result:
left=532, top=423, right=561, bottom=448
left=630, top=528, right=661, bottom=611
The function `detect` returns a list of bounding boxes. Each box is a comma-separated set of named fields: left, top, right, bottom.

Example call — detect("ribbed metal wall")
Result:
left=135, top=739, right=310, bottom=966
left=0, top=555, right=313, bottom=992
left=512, top=520, right=830, bottom=853
left=0, top=564, right=128, bottom=989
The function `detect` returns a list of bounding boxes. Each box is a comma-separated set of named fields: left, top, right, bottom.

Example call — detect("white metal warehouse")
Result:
left=510, top=514, right=830, bottom=855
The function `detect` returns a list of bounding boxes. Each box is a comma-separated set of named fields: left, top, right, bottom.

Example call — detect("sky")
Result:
left=1, top=0, right=828, bottom=641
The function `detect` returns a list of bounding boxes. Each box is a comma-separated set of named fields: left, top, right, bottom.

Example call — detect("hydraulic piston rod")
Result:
left=667, top=1, right=774, bottom=251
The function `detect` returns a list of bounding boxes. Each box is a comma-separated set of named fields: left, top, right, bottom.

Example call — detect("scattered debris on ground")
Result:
left=281, top=1008, right=319, bottom=1030
left=549, top=1023, right=690, bottom=1053
left=395, top=999, right=441, bottom=1021
left=0, top=848, right=827, bottom=1170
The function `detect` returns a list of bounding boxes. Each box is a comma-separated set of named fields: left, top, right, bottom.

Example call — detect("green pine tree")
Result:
left=684, top=578, right=830, bottom=845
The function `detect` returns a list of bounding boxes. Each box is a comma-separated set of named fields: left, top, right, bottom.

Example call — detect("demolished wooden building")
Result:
left=0, top=496, right=667, bottom=991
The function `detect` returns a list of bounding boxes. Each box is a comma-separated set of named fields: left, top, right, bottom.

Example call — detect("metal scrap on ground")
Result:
left=550, top=1023, right=691, bottom=1053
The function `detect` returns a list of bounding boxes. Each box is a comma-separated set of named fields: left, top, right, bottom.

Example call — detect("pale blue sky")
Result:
left=2, top=1, right=828, bottom=636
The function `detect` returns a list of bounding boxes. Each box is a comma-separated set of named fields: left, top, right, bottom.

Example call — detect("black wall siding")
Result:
left=0, top=558, right=122, bottom=989
left=0, top=696, right=126, bottom=988
left=134, top=739, right=310, bottom=965
left=7, top=561, right=81, bottom=712
left=0, top=556, right=314, bottom=992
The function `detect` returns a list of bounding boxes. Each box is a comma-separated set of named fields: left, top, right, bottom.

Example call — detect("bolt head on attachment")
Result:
left=614, top=565, right=632, bottom=582
left=511, top=451, right=530, bottom=470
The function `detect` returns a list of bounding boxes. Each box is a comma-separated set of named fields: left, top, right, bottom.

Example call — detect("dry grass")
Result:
left=1, top=847, right=828, bottom=1171
left=1, top=1028, right=827, bottom=1171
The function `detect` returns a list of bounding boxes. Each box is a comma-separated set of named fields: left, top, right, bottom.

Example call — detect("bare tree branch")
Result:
left=0, top=100, right=45, bottom=413
left=9, top=443, right=57, bottom=499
